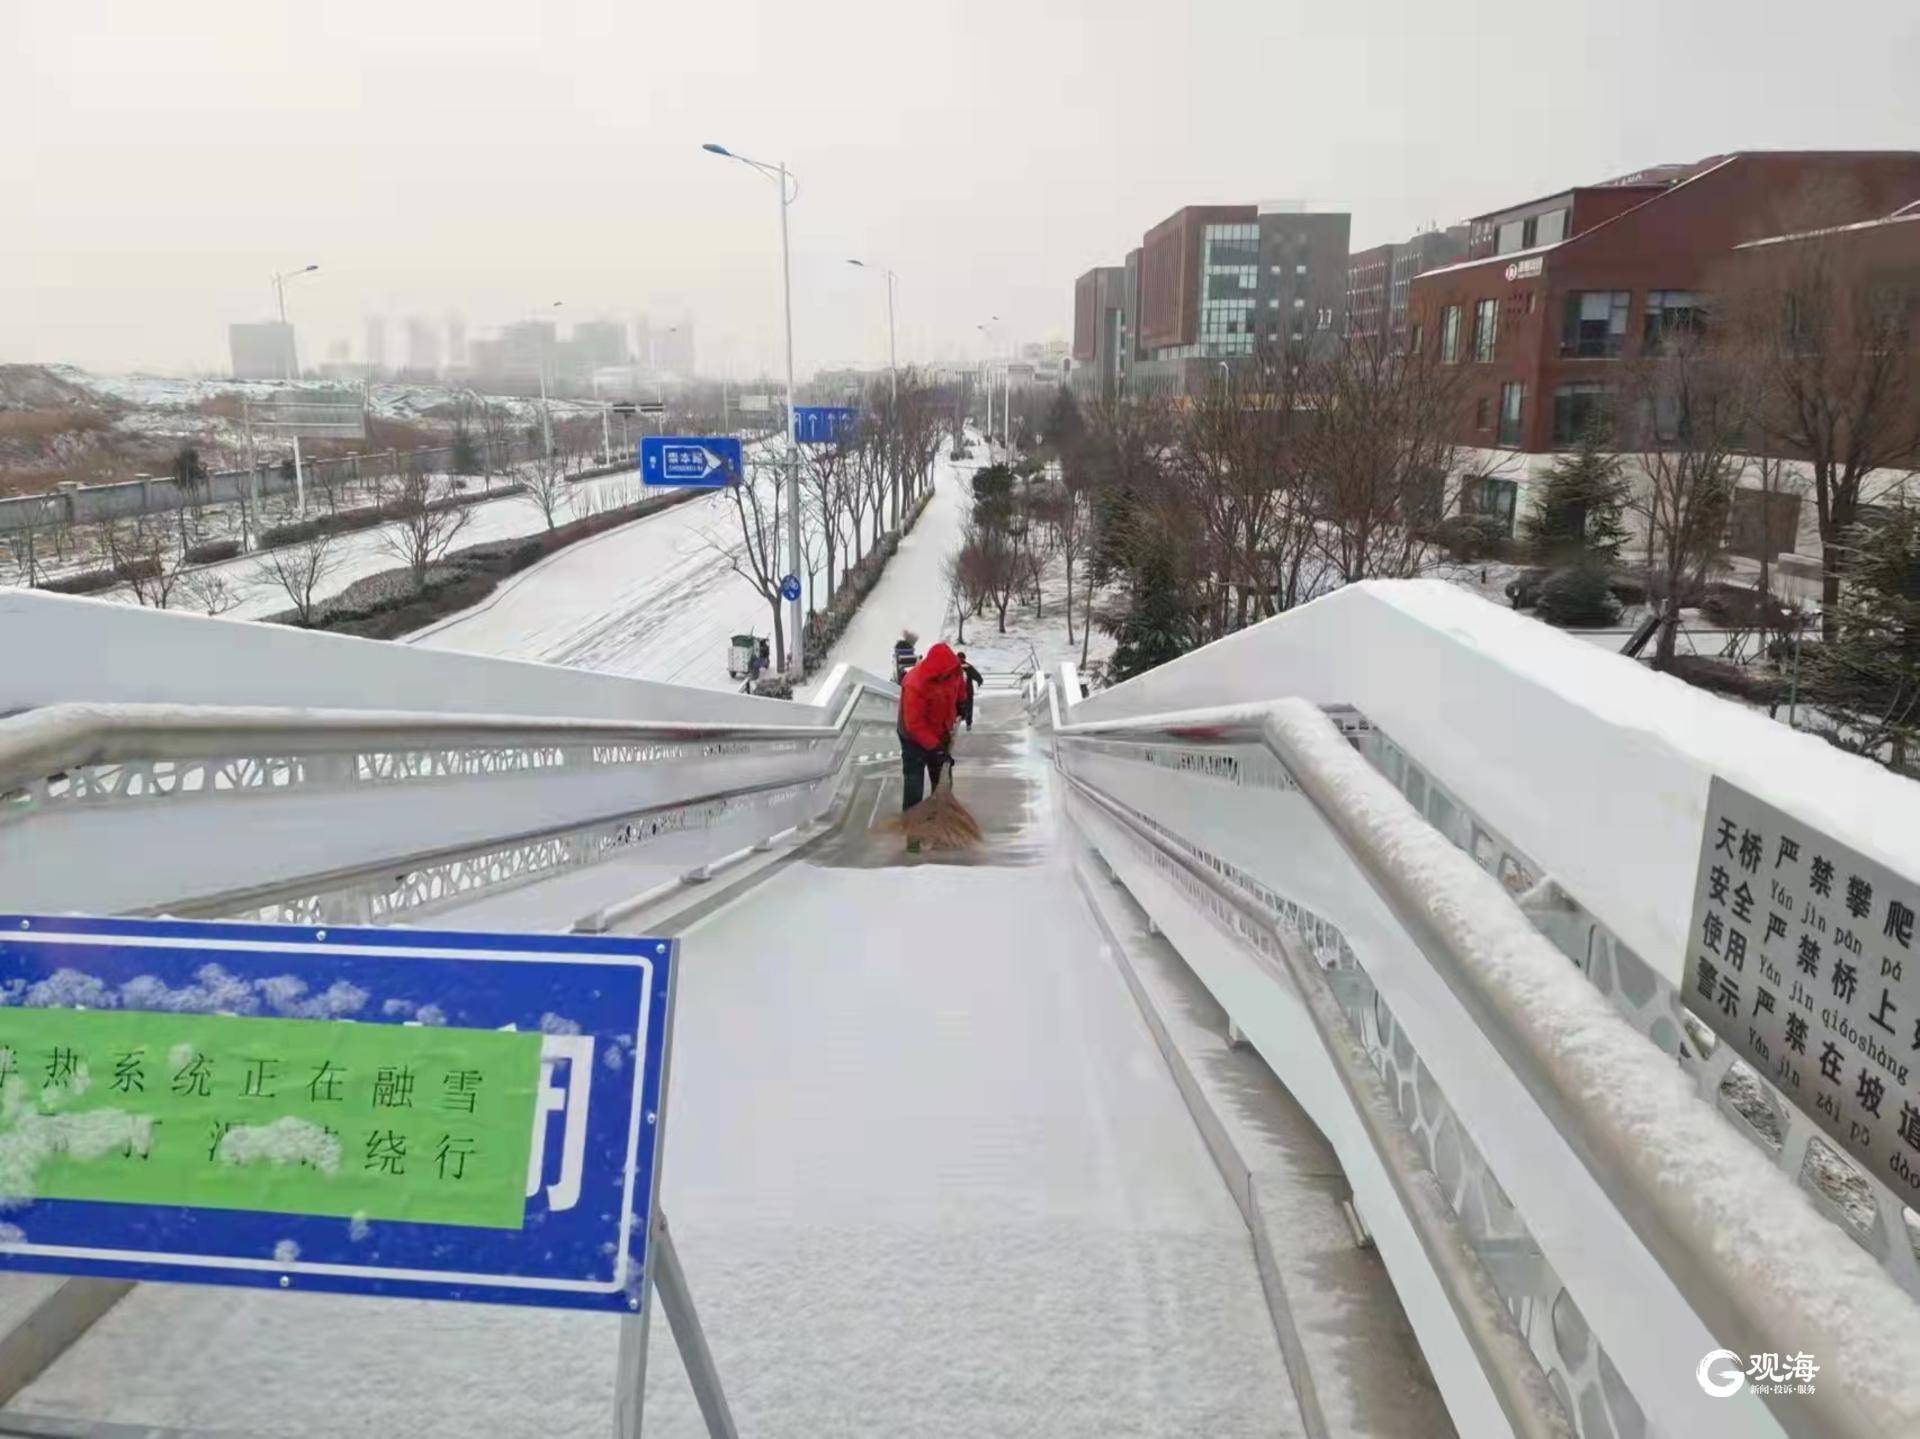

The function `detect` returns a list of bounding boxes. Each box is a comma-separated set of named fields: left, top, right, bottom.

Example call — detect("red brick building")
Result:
left=1407, top=152, right=1920, bottom=465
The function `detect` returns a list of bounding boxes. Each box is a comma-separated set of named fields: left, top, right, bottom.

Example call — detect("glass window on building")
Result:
left=1552, top=382, right=1611, bottom=444
left=1536, top=209, right=1568, bottom=245
left=1560, top=291, right=1630, bottom=358
left=1473, top=298, right=1498, bottom=361
left=1497, top=219, right=1526, bottom=254
left=1464, top=476, right=1519, bottom=535
left=1643, top=290, right=1705, bottom=350
left=1498, top=381, right=1524, bottom=447
left=1439, top=305, right=1463, bottom=363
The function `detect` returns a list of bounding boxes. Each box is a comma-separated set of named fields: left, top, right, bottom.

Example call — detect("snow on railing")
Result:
left=0, top=595, right=901, bottom=925
left=1047, top=616, right=1920, bottom=1439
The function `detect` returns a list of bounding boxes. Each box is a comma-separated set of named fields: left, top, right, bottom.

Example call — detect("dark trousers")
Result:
left=958, top=694, right=975, bottom=730
left=900, top=736, right=948, bottom=810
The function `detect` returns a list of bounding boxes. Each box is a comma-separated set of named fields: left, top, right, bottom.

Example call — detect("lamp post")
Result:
left=705, top=142, right=803, bottom=679
left=271, top=263, right=319, bottom=381
left=848, top=259, right=901, bottom=522
left=533, top=300, right=562, bottom=467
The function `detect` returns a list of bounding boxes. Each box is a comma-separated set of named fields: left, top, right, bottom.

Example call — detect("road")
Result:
left=414, top=451, right=965, bottom=692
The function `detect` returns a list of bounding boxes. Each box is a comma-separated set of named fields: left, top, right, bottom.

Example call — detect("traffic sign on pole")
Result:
left=792, top=406, right=856, bottom=445
left=640, top=436, right=743, bottom=488
left=779, top=574, right=802, bottom=603
left=0, top=913, right=675, bottom=1314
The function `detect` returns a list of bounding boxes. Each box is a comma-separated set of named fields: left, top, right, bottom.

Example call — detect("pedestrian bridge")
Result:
left=1, top=582, right=1917, bottom=1439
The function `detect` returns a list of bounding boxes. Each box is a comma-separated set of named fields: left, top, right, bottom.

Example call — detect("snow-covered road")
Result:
left=416, top=450, right=968, bottom=693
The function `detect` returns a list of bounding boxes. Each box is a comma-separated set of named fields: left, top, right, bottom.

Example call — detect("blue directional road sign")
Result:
left=779, top=574, right=802, bottom=603
left=0, top=912, right=676, bottom=1313
left=793, top=406, right=857, bottom=445
left=640, top=435, right=743, bottom=488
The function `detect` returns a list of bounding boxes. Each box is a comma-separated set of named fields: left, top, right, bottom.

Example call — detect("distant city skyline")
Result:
left=7, top=0, right=1917, bottom=378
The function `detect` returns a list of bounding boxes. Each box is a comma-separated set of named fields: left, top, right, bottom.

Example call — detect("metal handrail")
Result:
left=0, top=672, right=900, bottom=791
left=1049, top=690, right=1920, bottom=1439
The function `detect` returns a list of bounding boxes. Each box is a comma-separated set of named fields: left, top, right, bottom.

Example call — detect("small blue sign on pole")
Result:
left=779, top=574, right=802, bottom=603
left=0, top=913, right=675, bottom=1313
left=640, top=435, right=743, bottom=488
left=793, top=406, right=857, bottom=446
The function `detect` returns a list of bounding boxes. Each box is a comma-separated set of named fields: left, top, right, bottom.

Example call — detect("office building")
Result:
left=364, top=316, right=387, bottom=376
left=1072, top=201, right=1351, bottom=397
left=1070, top=265, right=1130, bottom=401
left=404, top=315, right=442, bottom=376
left=229, top=321, right=298, bottom=380
left=1408, top=150, right=1920, bottom=468
left=1346, top=228, right=1467, bottom=345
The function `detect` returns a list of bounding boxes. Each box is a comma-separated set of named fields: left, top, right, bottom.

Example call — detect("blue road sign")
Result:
left=640, top=435, right=742, bottom=488
left=793, top=406, right=857, bottom=445
left=0, top=913, right=675, bottom=1313
left=779, top=573, right=802, bottom=603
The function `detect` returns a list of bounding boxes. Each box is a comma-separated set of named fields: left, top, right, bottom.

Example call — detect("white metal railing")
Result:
left=1043, top=668, right=1920, bottom=1439
left=1, top=594, right=901, bottom=925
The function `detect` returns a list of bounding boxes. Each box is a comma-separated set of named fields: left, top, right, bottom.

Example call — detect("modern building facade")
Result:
left=1346, top=228, right=1468, bottom=346
left=1408, top=151, right=1920, bottom=471
left=1345, top=243, right=1394, bottom=343
left=1069, top=201, right=1350, bottom=397
left=228, top=321, right=298, bottom=380
left=1070, top=265, right=1130, bottom=401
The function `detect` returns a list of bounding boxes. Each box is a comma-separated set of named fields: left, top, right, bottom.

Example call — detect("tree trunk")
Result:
left=1654, top=596, right=1682, bottom=669
left=1064, top=555, right=1076, bottom=644
left=1821, top=544, right=1843, bottom=644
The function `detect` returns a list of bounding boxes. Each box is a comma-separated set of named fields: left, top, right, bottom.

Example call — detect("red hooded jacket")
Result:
left=899, top=642, right=962, bottom=750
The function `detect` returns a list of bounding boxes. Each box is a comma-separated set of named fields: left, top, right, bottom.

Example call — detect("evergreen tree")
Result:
left=1805, top=508, right=1920, bottom=774
left=1521, top=422, right=1630, bottom=566
left=1107, top=537, right=1193, bottom=682
left=450, top=422, right=483, bottom=476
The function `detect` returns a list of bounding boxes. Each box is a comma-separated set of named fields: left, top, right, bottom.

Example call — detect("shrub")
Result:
left=1434, top=514, right=1511, bottom=564
left=1536, top=563, right=1621, bottom=627
left=39, top=568, right=120, bottom=596
left=185, top=539, right=241, bottom=564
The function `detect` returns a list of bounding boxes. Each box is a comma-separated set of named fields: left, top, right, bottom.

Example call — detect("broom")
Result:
left=894, top=758, right=983, bottom=851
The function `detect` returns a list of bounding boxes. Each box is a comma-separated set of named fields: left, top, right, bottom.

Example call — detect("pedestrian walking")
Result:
left=892, top=629, right=920, bottom=684
left=956, top=650, right=984, bottom=731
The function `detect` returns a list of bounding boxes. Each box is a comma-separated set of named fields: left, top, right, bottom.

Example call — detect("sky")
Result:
left=5, top=0, right=1917, bottom=380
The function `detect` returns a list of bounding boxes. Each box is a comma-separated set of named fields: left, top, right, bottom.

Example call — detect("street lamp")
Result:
left=271, top=264, right=320, bottom=380
left=845, top=260, right=898, bottom=407
left=705, top=142, right=804, bottom=679
left=533, top=300, right=561, bottom=464
left=848, top=259, right=901, bottom=522
left=976, top=316, right=1001, bottom=451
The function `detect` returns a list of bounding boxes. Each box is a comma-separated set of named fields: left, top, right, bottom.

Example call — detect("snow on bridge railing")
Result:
left=1045, top=580, right=1920, bottom=1439
left=0, top=593, right=901, bottom=925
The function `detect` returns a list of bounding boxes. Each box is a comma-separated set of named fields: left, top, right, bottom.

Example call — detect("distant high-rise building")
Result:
left=364, top=316, right=387, bottom=375
left=229, top=321, right=298, bottom=380
left=570, top=320, right=628, bottom=368
left=404, top=315, right=442, bottom=376
left=651, top=321, right=694, bottom=374
left=445, top=312, right=467, bottom=368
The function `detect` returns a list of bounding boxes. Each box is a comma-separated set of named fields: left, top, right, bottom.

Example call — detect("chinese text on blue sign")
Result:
left=0, top=914, right=676, bottom=1312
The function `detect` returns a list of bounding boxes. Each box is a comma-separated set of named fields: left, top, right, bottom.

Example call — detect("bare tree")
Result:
left=800, top=441, right=853, bottom=605
left=377, top=460, right=472, bottom=590
left=99, top=509, right=194, bottom=609
left=254, top=528, right=343, bottom=625
left=1623, top=331, right=1749, bottom=667
left=707, top=456, right=791, bottom=672
left=1724, top=205, right=1920, bottom=639
left=1299, top=332, right=1479, bottom=585
left=519, top=455, right=571, bottom=531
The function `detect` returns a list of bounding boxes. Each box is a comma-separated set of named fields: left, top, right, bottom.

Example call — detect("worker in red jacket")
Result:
left=897, top=641, right=963, bottom=814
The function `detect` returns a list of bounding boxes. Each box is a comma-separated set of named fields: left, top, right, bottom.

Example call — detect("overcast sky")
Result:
left=5, top=0, right=1917, bottom=380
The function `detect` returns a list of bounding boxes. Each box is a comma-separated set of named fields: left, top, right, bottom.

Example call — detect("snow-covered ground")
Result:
left=418, top=446, right=963, bottom=693
left=192, top=468, right=653, bottom=621
left=810, top=450, right=1117, bottom=696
